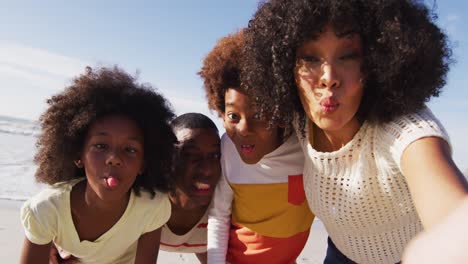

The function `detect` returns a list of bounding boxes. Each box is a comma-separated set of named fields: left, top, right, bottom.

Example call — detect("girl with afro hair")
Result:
left=199, top=30, right=313, bottom=263
left=20, top=66, right=176, bottom=264
left=243, top=0, right=468, bottom=263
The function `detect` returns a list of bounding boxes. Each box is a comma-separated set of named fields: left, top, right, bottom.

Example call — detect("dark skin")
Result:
left=48, top=127, right=221, bottom=264
left=23, top=115, right=161, bottom=264
left=166, top=127, right=221, bottom=263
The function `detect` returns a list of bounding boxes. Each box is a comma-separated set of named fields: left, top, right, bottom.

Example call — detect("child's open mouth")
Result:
left=240, top=144, right=255, bottom=154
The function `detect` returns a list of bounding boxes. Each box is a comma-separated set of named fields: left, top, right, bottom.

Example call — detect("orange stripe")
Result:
left=227, top=225, right=310, bottom=264
left=160, top=242, right=207, bottom=248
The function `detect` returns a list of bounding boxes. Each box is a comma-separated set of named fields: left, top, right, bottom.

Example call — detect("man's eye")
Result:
left=125, top=147, right=137, bottom=153
left=211, top=153, right=221, bottom=160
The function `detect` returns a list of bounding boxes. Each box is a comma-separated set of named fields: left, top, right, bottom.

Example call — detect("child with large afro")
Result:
left=199, top=30, right=313, bottom=264
left=20, top=66, right=176, bottom=264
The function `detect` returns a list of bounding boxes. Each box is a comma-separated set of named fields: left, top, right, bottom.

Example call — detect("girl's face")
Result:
left=294, top=26, right=364, bottom=135
left=223, top=88, right=281, bottom=164
left=79, top=114, right=144, bottom=203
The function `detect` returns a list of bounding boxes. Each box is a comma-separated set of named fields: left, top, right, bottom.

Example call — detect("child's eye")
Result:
left=93, top=143, right=107, bottom=149
left=227, top=113, right=239, bottom=121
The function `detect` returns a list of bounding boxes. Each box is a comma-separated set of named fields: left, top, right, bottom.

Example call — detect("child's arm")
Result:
left=402, top=137, right=468, bottom=229
left=134, top=227, right=162, bottom=264
left=20, top=238, right=51, bottom=264
left=207, top=171, right=234, bottom=263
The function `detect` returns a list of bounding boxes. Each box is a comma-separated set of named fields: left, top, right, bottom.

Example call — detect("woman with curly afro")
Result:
left=199, top=30, right=313, bottom=263
left=20, top=66, right=176, bottom=264
left=243, top=0, right=468, bottom=263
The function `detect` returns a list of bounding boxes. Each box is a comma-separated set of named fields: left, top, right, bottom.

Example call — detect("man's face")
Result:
left=172, top=127, right=221, bottom=209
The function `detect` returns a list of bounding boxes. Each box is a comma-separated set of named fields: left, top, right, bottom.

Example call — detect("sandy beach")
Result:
left=1, top=199, right=328, bottom=263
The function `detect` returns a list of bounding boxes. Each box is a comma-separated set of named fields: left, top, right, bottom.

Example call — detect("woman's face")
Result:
left=294, top=26, right=364, bottom=134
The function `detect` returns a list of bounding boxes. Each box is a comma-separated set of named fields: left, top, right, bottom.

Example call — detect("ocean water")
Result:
left=0, top=116, right=44, bottom=201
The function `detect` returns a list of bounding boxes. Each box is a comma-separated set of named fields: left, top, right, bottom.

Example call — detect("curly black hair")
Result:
left=243, top=0, right=452, bottom=131
left=198, top=30, right=245, bottom=116
left=34, top=66, right=177, bottom=196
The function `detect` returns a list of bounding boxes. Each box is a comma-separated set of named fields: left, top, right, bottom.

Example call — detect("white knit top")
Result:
left=296, top=108, right=450, bottom=264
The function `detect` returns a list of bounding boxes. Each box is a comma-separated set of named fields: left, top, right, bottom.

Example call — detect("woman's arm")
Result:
left=134, top=227, right=162, bottom=264
left=20, top=238, right=51, bottom=264
left=403, top=197, right=468, bottom=264
left=402, top=136, right=468, bottom=228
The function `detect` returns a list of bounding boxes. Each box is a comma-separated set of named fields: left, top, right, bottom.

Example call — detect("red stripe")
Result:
left=197, top=223, right=208, bottom=228
left=160, top=242, right=207, bottom=248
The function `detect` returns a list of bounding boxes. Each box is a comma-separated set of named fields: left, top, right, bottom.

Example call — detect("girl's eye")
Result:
left=94, top=143, right=107, bottom=149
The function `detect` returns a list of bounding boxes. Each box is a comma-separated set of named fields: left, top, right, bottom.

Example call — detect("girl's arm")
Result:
left=20, top=238, right=51, bottom=264
left=402, top=136, right=468, bottom=229
left=134, top=227, right=162, bottom=264
left=207, top=171, right=234, bottom=263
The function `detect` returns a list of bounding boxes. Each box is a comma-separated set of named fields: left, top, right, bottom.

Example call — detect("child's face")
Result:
left=79, top=114, right=144, bottom=202
left=223, top=88, right=281, bottom=164
left=294, top=25, right=364, bottom=134
left=173, top=127, right=221, bottom=208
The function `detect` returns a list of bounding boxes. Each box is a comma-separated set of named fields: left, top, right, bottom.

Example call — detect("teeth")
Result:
left=241, top=144, right=254, bottom=148
left=194, top=182, right=210, bottom=190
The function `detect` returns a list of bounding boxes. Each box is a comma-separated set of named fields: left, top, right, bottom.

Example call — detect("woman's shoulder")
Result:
left=376, top=107, right=449, bottom=142
left=373, top=107, right=451, bottom=166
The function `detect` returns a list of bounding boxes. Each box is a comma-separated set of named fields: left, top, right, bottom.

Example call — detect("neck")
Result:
left=167, top=192, right=209, bottom=235
left=83, top=181, right=130, bottom=213
left=312, top=119, right=362, bottom=152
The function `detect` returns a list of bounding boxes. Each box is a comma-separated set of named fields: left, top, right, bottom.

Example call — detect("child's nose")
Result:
left=106, top=150, right=122, bottom=166
left=237, top=119, right=252, bottom=137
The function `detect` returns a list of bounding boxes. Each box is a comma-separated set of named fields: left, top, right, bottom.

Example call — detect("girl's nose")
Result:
left=106, top=151, right=122, bottom=166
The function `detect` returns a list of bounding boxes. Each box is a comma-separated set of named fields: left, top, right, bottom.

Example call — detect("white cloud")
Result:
left=0, top=43, right=89, bottom=120
left=0, top=42, right=225, bottom=131
left=0, top=42, right=87, bottom=78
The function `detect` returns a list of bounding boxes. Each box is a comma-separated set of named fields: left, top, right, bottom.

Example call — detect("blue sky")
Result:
left=1, top=0, right=467, bottom=171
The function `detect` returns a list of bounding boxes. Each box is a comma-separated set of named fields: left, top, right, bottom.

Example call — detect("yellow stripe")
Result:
left=230, top=183, right=314, bottom=238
